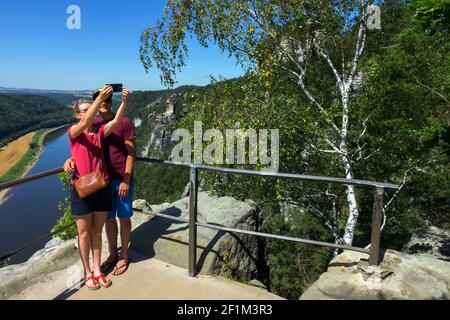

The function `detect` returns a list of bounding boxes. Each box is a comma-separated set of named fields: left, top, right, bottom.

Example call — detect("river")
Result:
left=0, top=127, right=71, bottom=265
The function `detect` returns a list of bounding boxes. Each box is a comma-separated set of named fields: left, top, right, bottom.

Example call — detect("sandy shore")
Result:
left=0, top=132, right=35, bottom=177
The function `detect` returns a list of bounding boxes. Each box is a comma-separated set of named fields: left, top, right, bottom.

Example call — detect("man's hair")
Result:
left=93, top=90, right=112, bottom=103
left=71, top=99, right=92, bottom=117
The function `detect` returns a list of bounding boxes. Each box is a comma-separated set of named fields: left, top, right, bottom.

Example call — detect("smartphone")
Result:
left=106, top=83, right=123, bottom=92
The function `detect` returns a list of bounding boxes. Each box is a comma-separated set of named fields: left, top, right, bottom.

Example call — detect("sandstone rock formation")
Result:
left=140, top=112, right=176, bottom=157
left=0, top=238, right=79, bottom=299
left=402, top=226, right=450, bottom=262
left=300, top=249, right=450, bottom=300
left=130, top=191, right=267, bottom=281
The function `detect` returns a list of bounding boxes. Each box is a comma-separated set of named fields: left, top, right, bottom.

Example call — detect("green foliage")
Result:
left=52, top=173, right=77, bottom=240
left=409, top=0, right=450, bottom=31
left=262, top=210, right=332, bottom=299
left=352, top=9, right=450, bottom=245
left=134, top=161, right=189, bottom=204
left=140, top=0, right=363, bottom=87
left=0, top=258, right=10, bottom=269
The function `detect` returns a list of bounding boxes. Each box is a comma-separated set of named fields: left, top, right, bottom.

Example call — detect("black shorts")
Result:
left=70, top=184, right=112, bottom=216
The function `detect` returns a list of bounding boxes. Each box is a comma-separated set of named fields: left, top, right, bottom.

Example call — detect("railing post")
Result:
left=188, top=166, right=198, bottom=277
left=369, top=187, right=384, bottom=265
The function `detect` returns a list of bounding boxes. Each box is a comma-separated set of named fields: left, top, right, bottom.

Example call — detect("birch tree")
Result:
left=140, top=0, right=379, bottom=246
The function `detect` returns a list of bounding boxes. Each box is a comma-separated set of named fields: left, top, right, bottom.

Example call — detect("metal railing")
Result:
left=0, top=157, right=399, bottom=275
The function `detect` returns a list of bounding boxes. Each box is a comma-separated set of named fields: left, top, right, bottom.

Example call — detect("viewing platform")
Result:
left=68, top=251, right=283, bottom=300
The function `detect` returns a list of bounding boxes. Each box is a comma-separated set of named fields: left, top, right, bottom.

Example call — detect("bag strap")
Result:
left=96, top=127, right=105, bottom=173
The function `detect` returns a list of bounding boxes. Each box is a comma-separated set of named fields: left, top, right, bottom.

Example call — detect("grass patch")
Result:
left=0, top=129, right=49, bottom=184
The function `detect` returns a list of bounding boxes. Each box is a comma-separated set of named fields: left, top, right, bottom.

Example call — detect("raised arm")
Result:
left=104, top=88, right=129, bottom=137
left=70, top=86, right=113, bottom=139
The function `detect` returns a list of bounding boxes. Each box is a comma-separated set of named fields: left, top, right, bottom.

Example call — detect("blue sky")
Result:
left=0, top=0, right=245, bottom=91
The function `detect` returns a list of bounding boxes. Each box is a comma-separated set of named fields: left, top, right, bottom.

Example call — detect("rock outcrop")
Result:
left=0, top=238, right=79, bottom=299
left=402, top=226, right=450, bottom=262
left=140, top=112, right=176, bottom=157
left=300, top=249, right=450, bottom=300
left=130, top=192, right=266, bottom=281
left=139, top=91, right=191, bottom=158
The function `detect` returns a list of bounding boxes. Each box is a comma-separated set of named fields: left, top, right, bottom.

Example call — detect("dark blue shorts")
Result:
left=70, top=184, right=112, bottom=216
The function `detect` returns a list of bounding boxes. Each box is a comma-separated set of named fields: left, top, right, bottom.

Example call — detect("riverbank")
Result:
left=0, top=124, right=71, bottom=205
left=0, top=132, right=35, bottom=177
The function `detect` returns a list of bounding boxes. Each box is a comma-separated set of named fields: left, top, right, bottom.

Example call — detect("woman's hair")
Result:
left=71, top=99, right=92, bottom=117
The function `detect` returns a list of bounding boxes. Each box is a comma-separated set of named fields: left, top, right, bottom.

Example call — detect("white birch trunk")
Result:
left=340, top=90, right=360, bottom=246
left=342, top=155, right=359, bottom=246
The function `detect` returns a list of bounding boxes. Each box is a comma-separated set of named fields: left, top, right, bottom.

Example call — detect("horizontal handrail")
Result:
left=0, top=158, right=400, bottom=192
left=133, top=207, right=370, bottom=254
left=136, top=157, right=399, bottom=190
left=0, top=167, right=64, bottom=191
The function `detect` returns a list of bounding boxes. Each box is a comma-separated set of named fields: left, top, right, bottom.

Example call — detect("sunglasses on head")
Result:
left=77, top=108, right=89, bottom=114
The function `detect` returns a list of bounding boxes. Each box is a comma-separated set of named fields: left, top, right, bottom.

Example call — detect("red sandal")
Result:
left=85, top=274, right=100, bottom=290
left=95, top=273, right=112, bottom=288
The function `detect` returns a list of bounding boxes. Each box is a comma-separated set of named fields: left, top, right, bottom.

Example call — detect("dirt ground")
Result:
left=0, top=132, right=35, bottom=177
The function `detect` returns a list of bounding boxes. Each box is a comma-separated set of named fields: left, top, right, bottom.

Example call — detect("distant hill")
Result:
left=0, top=87, right=93, bottom=106
left=0, top=86, right=92, bottom=95
left=36, top=93, right=92, bottom=106
left=0, top=93, right=73, bottom=146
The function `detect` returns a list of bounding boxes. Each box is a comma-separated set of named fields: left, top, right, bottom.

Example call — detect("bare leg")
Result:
left=113, top=218, right=132, bottom=275
left=75, top=214, right=94, bottom=284
left=91, top=212, right=107, bottom=277
left=120, top=218, right=131, bottom=259
left=105, top=218, right=119, bottom=259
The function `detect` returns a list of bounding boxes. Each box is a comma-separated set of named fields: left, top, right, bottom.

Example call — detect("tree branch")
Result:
left=316, top=46, right=344, bottom=89
left=415, top=78, right=450, bottom=105
left=310, top=143, right=345, bottom=155
left=347, top=1, right=369, bottom=90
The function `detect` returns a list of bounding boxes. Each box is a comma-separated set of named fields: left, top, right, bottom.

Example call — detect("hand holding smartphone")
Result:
left=105, top=83, right=123, bottom=93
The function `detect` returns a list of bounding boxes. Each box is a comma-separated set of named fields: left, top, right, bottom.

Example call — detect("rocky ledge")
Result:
left=402, top=226, right=450, bottom=262
left=300, top=248, right=450, bottom=300
left=131, top=191, right=266, bottom=281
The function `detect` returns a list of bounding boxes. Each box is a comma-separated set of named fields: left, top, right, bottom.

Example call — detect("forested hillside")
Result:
left=0, top=94, right=73, bottom=146
left=127, top=86, right=199, bottom=204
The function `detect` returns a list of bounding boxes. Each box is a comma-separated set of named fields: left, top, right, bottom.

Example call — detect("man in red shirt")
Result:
left=64, top=88, right=136, bottom=276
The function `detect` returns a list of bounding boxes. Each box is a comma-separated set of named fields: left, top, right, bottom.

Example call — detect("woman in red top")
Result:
left=68, top=85, right=129, bottom=290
